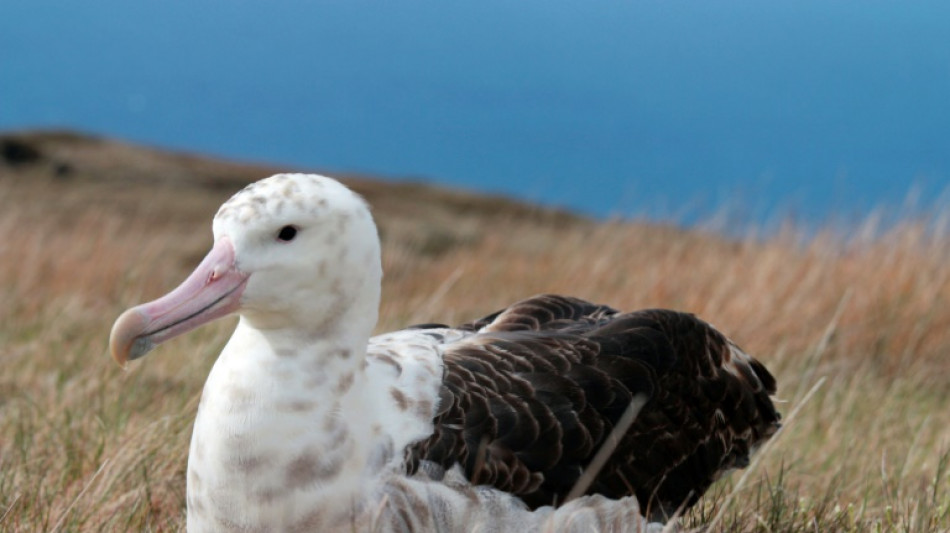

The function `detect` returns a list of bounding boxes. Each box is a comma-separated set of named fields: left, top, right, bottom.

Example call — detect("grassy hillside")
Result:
left=1, top=131, right=948, bottom=531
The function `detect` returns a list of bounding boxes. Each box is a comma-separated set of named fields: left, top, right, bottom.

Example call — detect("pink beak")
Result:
left=109, top=236, right=249, bottom=365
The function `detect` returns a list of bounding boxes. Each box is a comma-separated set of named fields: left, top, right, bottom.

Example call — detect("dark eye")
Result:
left=277, top=225, right=298, bottom=242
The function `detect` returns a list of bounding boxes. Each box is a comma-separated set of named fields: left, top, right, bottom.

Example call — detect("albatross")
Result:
left=110, top=173, right=780, bottom=532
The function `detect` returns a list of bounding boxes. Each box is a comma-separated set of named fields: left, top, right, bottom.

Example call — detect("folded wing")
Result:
left=404, top=294, right=780, bottom=517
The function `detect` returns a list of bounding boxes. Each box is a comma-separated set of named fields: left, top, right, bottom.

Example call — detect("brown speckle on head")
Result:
left=215, top=174, right=342, bottom=227
left=281, top=182, right=296, bottom=198
left=238, top=206, right=255, bottom=224
left=334, top=212, right=351, bottom=233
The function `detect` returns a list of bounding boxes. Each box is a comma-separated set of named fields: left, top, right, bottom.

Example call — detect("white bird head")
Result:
left=110, top=173, right=382, bottom=365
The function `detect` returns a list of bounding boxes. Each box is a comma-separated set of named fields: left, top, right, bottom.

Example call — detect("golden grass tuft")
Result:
left=1, top=172, right=949, bottom=531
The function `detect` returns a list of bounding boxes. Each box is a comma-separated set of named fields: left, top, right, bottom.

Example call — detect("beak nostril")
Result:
left=210, top=264, right=228, bottom=282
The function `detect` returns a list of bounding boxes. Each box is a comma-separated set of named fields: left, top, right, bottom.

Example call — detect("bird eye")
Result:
left=277, top=225, right=298, bottom=242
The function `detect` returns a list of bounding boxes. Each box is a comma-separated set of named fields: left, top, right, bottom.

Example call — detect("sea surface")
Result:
left=2, top=1, right=948, bottom=228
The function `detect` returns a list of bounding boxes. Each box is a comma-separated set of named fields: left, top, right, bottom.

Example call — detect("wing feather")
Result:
left=404, top=294, right=781, bottom=517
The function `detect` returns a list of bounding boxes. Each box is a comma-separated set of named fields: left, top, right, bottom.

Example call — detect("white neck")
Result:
left=186, top=311, right=379, bottom=531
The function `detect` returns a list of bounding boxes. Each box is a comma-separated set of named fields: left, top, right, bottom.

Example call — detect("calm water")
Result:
left=2, top=1, right=948, bottom=227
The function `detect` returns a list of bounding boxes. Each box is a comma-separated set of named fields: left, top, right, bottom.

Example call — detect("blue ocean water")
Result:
left=2, top=1, right=948, bottom=227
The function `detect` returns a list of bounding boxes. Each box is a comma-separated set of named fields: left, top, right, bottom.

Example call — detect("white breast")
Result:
left=185, top=323, right=453, bottom=532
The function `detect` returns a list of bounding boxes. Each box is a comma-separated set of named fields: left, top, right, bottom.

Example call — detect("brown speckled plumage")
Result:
left=405, top=294, right=780, bottom=519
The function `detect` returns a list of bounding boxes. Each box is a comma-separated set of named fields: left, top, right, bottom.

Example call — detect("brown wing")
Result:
left=404, top=294, right=780, bottom=518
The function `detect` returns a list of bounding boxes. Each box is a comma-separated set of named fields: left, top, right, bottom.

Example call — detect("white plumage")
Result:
left=110, top=173, right=779, bottom=532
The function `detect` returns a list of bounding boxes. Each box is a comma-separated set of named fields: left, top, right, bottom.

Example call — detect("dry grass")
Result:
left=2, top=161, right=950, bottom=531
